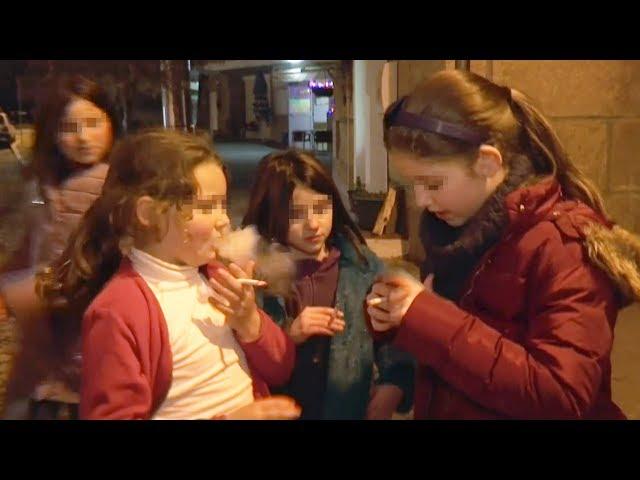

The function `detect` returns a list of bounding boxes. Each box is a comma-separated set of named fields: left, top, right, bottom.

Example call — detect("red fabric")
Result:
left=80, top=259, right=295, bottom=419
left=368, top=178, right=626, bottom=419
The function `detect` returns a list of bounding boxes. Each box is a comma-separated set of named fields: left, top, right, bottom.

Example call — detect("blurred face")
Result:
left=154, top=162, right=231, bottom=267
left=389, top=149, right=503, bottom=227
left=57, top=97, right=114, bottom=167
left=286, top=184, right=333, bottom=260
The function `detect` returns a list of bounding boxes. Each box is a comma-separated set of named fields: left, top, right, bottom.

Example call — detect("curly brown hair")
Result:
left=36, top=128, right=228, bottom=346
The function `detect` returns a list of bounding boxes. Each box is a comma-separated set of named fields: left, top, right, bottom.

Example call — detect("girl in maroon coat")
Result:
left=366, top=70, right=640, bottom=419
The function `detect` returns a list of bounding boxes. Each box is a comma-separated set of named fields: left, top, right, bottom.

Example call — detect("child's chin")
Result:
left=444, top=217, right=465, bottom=227
left=195, top=242, right=218, bottom=261
left=199, top=251, right=217, bottom=265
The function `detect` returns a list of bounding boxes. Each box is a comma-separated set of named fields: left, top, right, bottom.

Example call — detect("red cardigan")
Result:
left=80, top=259, right=296, bottom=419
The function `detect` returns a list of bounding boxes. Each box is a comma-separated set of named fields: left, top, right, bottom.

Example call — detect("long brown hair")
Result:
left=37, top=129, right=228, bottom=331
left=242, top=149, right=367, bottom=260
left=383, top=69, right=607, bottom=217
left=384, top=69, right=640, bottom=304
left=31, top=74, right=120, bottom=186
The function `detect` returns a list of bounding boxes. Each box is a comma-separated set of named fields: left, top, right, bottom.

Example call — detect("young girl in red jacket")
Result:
left=366, top=70, right=640, bottom=420
left=37, top=129, right=300, bottom=420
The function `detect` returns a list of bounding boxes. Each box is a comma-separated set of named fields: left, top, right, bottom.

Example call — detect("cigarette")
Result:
left=237, top=278, right=268, bottom=287
left=367, top=297, right=386, bottom=306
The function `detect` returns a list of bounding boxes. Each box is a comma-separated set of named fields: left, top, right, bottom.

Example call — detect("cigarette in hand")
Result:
left=237, top=278, right=268, bottom=287
left=367, top=297, right=386, bottom=306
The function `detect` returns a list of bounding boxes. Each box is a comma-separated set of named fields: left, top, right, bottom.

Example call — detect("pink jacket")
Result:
left=39, top=162, right=108, bottom=264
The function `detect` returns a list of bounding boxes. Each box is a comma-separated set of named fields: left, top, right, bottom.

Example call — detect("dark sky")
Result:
left=0, top=61, right=26, bottom=112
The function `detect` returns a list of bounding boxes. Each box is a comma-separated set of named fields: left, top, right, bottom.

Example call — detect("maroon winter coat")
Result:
left=370, top=177, right=627, bottom=419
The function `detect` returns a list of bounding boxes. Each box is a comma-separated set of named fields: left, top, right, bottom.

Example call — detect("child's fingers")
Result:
left=213, top=268, right=244, bottom=296
left=208, top=298, right=235, bottom=317
left=371, top=283, right=391, bottom=297
left=302, top=309, right=343, bottom=325
left=388, top=287, right=409, bottom=304
left=224, top=397, right=301, bottom=420
left=307, top=312, right=339, bottom=324
left=228, top=262, right=261, bottom=292
left=378, top=271, right=417, bottom=289
left=249, top=397, right=302, bottom=420
left=366, top=291, right=382, bottom=305
left=227, top=262, right=249, bottom=278
left=305, top=318, right=340, bottom=333
left=207, top=289, right=231, bottom=308
left=304, top=306, right=343, bottom=318
left=326, top=321, right=346, bottom=333
left=366, top=296, right=385, bottom=307
left=310, top=316, right=345, bottom=332
left=368, top=286, right=408, bottom=310
left=329, top=321, right=345, bottom=332
left=209, top=276, right=241, bottom=304
left=228, top=263, right=257, bottom=294
left=328, top=316, right=346, bottom=327
left=262, top=403, right=302, bottom=420
left=305, top=317, right=335, bottom=327
left=262, top=408, right=301, bottom=420
left=237, top=278, right=268, bottom=288
left=367, top=295, right=390, bottom=312
left=258, top=396, right=298, bottom=407
left=243, top=260, right=256, bottom=280
left=306, top=325, right=337, bottom=337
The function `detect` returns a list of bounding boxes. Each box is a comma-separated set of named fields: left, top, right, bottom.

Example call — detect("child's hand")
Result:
left=366, top=384, right=404, bottom=420
left=208, top=260, right=264, bottom=342
left=288, top=306, right=345, bottom=345
left=222, top=396, right=302, bottom=420
left=366, top=271, right=434, bottom=332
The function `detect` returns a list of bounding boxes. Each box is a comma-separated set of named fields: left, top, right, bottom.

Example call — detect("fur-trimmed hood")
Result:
left=584, top=223, right=640, bottom=306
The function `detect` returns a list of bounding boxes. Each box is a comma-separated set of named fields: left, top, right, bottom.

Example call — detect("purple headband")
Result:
left=385, top=96, right=489, bottom=145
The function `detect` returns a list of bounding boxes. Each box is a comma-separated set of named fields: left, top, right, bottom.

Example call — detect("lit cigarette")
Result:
left=237, top=278, right=268, bottom=287
left=367, top=297, right=386, bottom=306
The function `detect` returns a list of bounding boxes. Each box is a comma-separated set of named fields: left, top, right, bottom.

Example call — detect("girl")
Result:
left=243, top=150, right=414, bottom=420
left=1, top=75, right=117, bottom=419
left=367, top=69, right=640, bottom=419
left=32, top=74, right=117, bottom=266
left=38, top=129, right=300, bottom=420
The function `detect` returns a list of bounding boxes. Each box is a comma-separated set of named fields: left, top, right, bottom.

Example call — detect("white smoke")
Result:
left=214, top=225, right=296, bottom=298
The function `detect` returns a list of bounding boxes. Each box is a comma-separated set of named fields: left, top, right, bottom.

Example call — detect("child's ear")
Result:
left=473, top=145, right=504, bottom=178
left=135, top=196, right=157, bottom=228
